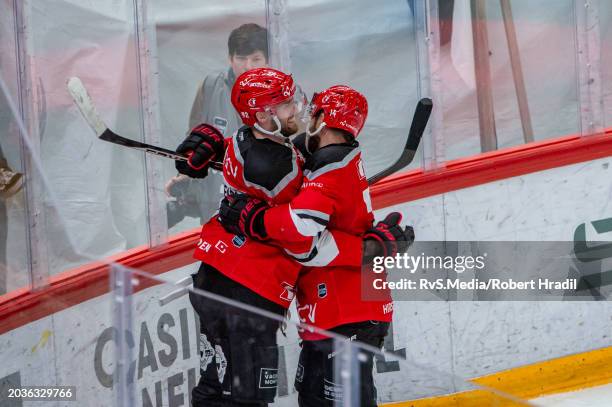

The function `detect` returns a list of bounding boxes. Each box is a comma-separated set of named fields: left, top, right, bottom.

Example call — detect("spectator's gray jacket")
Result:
left=188, top=68, right=241, bottom=138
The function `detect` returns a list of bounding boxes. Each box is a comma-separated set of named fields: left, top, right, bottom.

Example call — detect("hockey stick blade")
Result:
left=67, top=77, right=107, bottom=136
left=67, top=76, right=222, bottom=170
left=367, top=98, right=432, bottom=185
left=99, top=129, right=189, bottom=161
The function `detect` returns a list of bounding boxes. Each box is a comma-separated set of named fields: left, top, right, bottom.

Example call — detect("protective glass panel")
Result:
left=432, top=0, right=580, bottom=161
left=110, top=265, right=302, bottom=406
left=150, top=0, right=267, bottom=235
left=109, top=266, right=535, bottom=406
left=333, top=336, right=530, bottom=406
left=0, top=15, right=28, bottom=295
left=288, top=0, right=422, bottom=178
left=0, top=1, right=150, bottom=276
left=0, top=261, right=114, bottom=403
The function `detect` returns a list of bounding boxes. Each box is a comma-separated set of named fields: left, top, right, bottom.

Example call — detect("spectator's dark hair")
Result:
left=228, top=23, right=268, bottom=60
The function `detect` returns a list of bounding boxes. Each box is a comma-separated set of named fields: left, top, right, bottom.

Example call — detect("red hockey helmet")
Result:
left=231, top=67, right=296, bottom=127
left=308, top=85, right=368, bottom=138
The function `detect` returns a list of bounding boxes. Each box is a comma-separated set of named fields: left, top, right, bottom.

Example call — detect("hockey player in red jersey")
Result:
left=218, top=85, right=413, bottom=406
left=174, top=68, right=408, bottom=406
left=176, top=67, right=304, bottom=406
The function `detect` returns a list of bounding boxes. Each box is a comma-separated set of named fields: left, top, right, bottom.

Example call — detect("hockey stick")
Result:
left=67, top=77, right=223, bottom=170
left=367, top=98, right=432, bottom=185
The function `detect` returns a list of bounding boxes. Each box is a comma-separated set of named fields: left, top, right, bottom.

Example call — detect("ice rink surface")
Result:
left=532, top=383, right=612, bottom=406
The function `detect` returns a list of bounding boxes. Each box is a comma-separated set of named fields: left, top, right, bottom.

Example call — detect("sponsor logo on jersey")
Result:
left=280, top=281, right=295, bottom=302
left=303, top=181, right=323, bottom=189
left=317, top=283, right=327, bottom=298
left=197, top=239, right=212, bottom=253
left=258, top=368, right=278, bottom=389
left=383, top=302, right=394, bottom=314
left=224, top=155, right=238, bottom=178
left=232, top=235, right=246, bottom=248
left=215, top=240, right=228, bottom=254
left=297, top=303, right=317, bottom=324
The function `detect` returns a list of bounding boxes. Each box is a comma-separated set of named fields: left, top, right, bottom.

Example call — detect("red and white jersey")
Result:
left=263, top=140, right=393, bottom=339
left=194, top=126, right=304, bottom=307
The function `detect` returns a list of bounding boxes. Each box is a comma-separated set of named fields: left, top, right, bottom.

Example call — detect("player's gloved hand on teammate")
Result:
left=175, top=123, right=225, bottom=178
left=218, top=195, right=270, bottom=240
left=363, top=212, right=414, bottom=263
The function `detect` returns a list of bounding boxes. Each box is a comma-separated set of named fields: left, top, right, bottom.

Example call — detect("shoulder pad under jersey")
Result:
left=234, top=127, right=298, bottom=195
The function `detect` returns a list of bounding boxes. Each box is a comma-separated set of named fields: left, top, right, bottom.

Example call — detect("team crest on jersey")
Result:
left=317, top=283, right=327, bottom=298
left=232, top=234, right=246, bottom=248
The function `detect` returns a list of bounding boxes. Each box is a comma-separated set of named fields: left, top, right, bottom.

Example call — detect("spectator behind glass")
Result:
left=0, top=143, right=24, bottom=294
left=165, top=23, right=269, bottom=229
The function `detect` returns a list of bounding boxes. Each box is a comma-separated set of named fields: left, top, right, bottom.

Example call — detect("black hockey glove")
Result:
left=363, top=212, right=414, bottom=261
left=175, top=123, right=225, bottom=178
left=218, top=195, right=269, bottom=240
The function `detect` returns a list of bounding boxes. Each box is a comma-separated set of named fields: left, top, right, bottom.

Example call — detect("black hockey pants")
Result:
left=189, top=263, right=284, bottom=407
left=295, top=320, right=390, bottom=407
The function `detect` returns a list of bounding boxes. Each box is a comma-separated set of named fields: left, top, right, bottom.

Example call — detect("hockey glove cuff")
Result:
left=175, top=123, right=225, bottom=178
left=218, top=195, right=269, bottom=240
left=364, top=212, right=415, bottom=259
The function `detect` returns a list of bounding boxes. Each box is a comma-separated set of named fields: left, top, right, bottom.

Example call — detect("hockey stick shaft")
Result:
left=367, top=98, right=432, bottom=185
left=67, top=77, right=222, bottom=170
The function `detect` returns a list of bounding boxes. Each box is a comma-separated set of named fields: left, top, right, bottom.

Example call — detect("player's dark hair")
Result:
left=341, top=132, right=355, bottom=144
left=228, top=23, right=268, bottom=60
